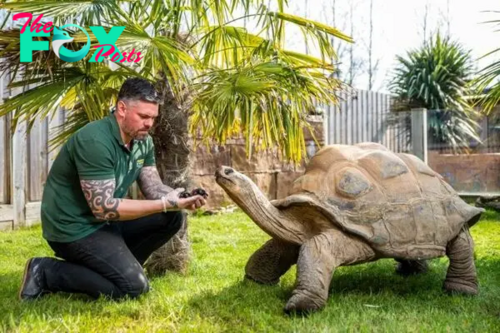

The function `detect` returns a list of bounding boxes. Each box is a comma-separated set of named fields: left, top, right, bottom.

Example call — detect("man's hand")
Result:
left=164, top=188, right=206, bottom=211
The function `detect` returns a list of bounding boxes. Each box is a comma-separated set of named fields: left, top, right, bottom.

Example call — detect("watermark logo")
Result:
left=52, top=25, right=90, bottom=62
left=14, top=13, right=142, bottom=63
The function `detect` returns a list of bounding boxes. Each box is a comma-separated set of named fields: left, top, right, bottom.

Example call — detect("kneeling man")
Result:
left=19, top=78, right=206, bottom=301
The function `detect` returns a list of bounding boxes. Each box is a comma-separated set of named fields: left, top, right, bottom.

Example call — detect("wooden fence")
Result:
left=0, top=72, right=66, bottom=230
left=323, top=89, right=412, bottom=153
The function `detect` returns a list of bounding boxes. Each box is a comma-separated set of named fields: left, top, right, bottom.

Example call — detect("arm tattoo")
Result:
left=137, top=166, right=174, bottom=200
left=167, top=195, right=178, bottom=209
left=80, top=179, right=122, bottom=220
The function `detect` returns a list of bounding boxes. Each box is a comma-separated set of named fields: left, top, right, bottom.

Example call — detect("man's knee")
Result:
left=162, top=211, right=184, bottom=234
left=120, top=271, right=150, bottom=298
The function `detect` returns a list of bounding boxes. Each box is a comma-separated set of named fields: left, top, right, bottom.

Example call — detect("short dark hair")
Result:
left=117, top=78, right=162, bottom=105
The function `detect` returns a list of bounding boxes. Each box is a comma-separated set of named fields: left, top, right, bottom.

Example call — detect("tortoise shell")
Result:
left=282, top=143, right=483, bottom=259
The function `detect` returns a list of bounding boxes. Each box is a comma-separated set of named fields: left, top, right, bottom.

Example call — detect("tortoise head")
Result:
left=215, top=165, right=308, bottom=244
left=215, top=166, right=256, bottom=203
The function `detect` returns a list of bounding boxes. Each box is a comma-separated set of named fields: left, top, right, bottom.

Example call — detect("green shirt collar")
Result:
left=109, top=112, right=125, bottom=147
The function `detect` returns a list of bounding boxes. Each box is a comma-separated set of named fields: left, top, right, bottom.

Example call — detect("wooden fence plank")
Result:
left=25, top=201, right=41, bottom=226
left=0, top=74, right=5, bottom=203
left=12, top=120, right=27, bottom=228
left=382, top=94, right=389, bottom=147
left=0, top=115, right=4, bottom=203
left=357, top=90, right=364, bottom=143
left=367, top=91, right=373, bottom=141
left=334, top=98, right=340, bottom=143
left=346, top=92, right=352, bottom=144
left=28, top=115, right=43, bottom=201
left=327, top=103, right=333, bottom=144
left=363, top=90, right=370, bottom=142
left=341, top=90, right=347, bottom=144
left=10, top=80, right=27, bottom=227
left=41, top=116, right=49, bottom=189
left=0, top=220, right=13, bottom=231
left=352, top=91, right=359, bottom=144
left=0, top=204, right=13, bottom=222
left=48, top=107, right=64, bottom=170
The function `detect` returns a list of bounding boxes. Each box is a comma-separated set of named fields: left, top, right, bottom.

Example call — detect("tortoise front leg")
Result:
left=284, top=229, right=375, bottom=314
left=245, top=239, right=300, bottom=285
left=443, top=227, right=478, bottom=295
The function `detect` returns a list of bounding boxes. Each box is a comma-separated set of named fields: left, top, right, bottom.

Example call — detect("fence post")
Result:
left=11, top=119, right=27, bottom=228
left=411, top=108, right=428, bottom=164
left=323, top=104, right=329, bottom=145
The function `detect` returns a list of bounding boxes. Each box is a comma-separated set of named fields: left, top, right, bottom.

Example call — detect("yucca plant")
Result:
left=0, top=1, right=351, bottom=274
left=389, top=34, right=481, bottom=149
left=474, top=12, right=500, bottom=113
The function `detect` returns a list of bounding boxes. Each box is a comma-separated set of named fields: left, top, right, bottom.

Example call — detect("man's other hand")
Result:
left=164, top=188, right=206, bottom=211
left=179, top=195, right=206, bottom=211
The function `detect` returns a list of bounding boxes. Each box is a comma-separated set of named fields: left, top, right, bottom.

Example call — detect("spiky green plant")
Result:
left=389, top=34, right=480, bottom=148
left=473, top=12, right=500, bottom=113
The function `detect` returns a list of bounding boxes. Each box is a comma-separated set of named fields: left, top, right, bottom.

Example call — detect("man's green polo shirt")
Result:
left=41, top=113, right=156, bottom=243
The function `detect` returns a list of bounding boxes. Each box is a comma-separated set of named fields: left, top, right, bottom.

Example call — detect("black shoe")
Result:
left=19, top=258, right=47, bottom=301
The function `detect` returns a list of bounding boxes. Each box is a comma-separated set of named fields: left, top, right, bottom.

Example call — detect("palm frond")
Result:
left=190, top=60, right=339, bottom=162
left=1, top=0, right=126, bottom=26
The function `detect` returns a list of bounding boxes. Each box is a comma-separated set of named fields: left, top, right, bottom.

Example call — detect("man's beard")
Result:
left=124, top=125, right=149, bottom=141
left=132, top=131, right=149, bottom=141
left=132, top=132, right=149, bottom=140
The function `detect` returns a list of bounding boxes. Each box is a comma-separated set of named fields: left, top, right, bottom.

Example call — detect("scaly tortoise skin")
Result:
left=215, top=142, right=483, bottom=314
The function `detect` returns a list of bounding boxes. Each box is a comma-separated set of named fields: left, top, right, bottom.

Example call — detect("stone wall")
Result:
left=191, top=141, right=500, bottom=208
left=428, top=151, right=500, bottom=194
left=189, top=117, right=324, bottom=209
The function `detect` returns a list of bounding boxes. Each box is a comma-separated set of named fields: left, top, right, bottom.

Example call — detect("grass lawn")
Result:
left=1, top=209, right=500, bottom=332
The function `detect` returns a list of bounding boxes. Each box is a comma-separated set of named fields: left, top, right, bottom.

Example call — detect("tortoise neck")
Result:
left=236, top=182, right=306, bottom=245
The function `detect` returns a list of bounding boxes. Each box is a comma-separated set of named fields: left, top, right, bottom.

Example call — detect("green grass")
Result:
left=1, top=210, right=500, bottom=332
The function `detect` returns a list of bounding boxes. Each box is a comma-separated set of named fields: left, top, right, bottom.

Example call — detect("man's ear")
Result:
left=116, top=100, right=127, bottom=116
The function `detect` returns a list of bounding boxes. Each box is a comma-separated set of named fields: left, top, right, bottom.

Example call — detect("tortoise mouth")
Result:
left=215, top=166, right=236, bottom=187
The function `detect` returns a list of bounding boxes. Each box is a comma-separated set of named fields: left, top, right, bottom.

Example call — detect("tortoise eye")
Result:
left=224, top=168, right=234, bottom=175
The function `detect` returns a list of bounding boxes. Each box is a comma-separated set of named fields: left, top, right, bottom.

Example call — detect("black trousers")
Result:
left=38, top=211, right=183, bottom=300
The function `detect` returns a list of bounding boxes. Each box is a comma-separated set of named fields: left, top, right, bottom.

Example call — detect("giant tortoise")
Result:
left=215, top=142, right=483, bottom=314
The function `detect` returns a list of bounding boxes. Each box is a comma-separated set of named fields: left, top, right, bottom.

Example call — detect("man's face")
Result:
left=118, top=100, right=159, bottom=141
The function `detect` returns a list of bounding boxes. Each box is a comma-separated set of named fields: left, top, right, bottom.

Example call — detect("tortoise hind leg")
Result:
left=245, top=239, right=300, bottom=285
left=284, top=229, right=375, bottom=314
left=395, top=259, right=429, bottom=276
left=443, top=227, right=478, bottom=295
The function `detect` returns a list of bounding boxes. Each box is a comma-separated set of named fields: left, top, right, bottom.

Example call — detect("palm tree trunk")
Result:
left=144, top=81, right=193, bottom=275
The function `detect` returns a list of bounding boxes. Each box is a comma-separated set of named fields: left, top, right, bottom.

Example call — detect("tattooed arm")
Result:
left=137, top=166, right=173, bottom=199
left=80, top=175, right=205, bottom=221
left=80, top=179, right=165, bottom=221
left=137, top=166, right=191, bottom=209
left=137, top=166, right=208, bottom=210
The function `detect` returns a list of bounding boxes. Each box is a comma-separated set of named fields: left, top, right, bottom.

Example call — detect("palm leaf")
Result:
left=190, top=60, right=338, bottom=161
left=1, top=0, right=126, bottom=26
left=0, top=0, right=349, bottom=163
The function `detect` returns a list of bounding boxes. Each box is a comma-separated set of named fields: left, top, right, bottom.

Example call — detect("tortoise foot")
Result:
left=443, top=279, right=478, bottom=296
left=284, top=292, right=325, bottom=315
